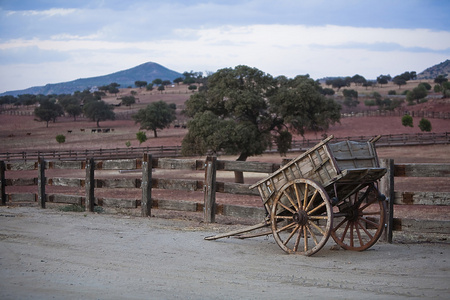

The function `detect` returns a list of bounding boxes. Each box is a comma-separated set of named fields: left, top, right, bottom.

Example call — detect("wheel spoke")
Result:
left=307, top=201, right=325, bottom=215
left=293, top=225, right=303, bottom=251
left=361, top=211, right=381, bottom=216
left=359, top=197, right=378, bottom=211
left=294, top=183, right=302, bottom=210
left=276, top=221, right=296, bottom=234
left=283, top=190, right=298, bottom=211
left=333, top=218, right=347, bottom=231
left=340, top=222, right=350, bottom=243
left=303, top=225, right=308, bottom=252
left=305, top=189, right=318, bottom=211
left=302, top=183, right=309, bottom=210
left=275, top=215, right=293, bottom=220
left=308, top=215, right=328, bottom=220
left=349, top=223, right=354, bottom=248
left=306, top=223, right=319, bottom=246
left=362, top=217, right=380, bottom=228
left=278, top=200, right=296, bottom=214
left=308, top=219, right=326, bottom=236
left=356, top=219, right=374, bottom=239
left=284, top=224, right=300, bottom=246
left=355, top=222, right=364, bottom=246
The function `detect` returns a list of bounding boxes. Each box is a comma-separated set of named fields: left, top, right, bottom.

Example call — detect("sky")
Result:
left=0, top=0, right=449, bottom=93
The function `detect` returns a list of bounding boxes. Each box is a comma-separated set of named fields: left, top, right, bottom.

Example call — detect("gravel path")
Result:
left=0, top=206, right=449, bottom=299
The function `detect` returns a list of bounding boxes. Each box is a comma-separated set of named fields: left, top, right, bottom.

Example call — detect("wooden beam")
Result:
left=394, top=163, right=450, bottom=177
left=85, top=158, right=95, bottom=212
left=37, top=157, right=45, bottom=209
left=0, top=161, right=5, bottom=205
left=204, top=156, right=217, bottom=223
left=380, top=158, right=395, bottom=243
left=141, top=153, right=152, bottom=217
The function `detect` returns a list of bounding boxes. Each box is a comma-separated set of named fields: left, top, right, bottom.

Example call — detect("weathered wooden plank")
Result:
left=48, top=161, right=83, bottom=169
left=48, top=194, right=82, bottom=205
left=48, top=177, right=82, bottom=187
left=217, top=160, right=280, bottom=173
left=157, top=158, right=202, bottom=170
left=9, top=178, right=37, bottom=186
left=9, top=193, right=36, bottom=202
left=153, top=178, right=200, bottom=191
left=394, top=218, right=450, bottom=234
left=100, top=197, right=137, bottom=208
left=100, top=159, right=137, bottom=170
left=153, top=199, right=199, bottom=212
left=7, top=161, right=37, bottom=170
left=220, top=204, right=266, bottom=220
left=394, top=191, right=450, bottom=205
left=216, top=182, right=260, bottom=196
left=97, top=178, right=137, bottom=188
left=394, top=164, right=450, bottom=177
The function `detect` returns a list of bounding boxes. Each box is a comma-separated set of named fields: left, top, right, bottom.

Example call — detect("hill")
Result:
left=0, top=62, right=182, bottom=96
left=417, top=59, right=450, bottom=80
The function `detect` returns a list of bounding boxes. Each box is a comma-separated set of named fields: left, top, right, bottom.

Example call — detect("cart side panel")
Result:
left=260, top=145, right=339, bottom=211
left=269, top=145, right=338, bottom=192
left=328, top=141, right=379, bottom=170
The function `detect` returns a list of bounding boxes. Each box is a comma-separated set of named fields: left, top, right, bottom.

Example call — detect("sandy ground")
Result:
left=0, top=206, right=449, bottom=300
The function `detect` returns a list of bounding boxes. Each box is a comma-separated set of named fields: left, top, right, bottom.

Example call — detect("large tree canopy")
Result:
left=34, top=99, right=64, bottom=127
left=181, top=66, right=341, bottom=182
left=132, top=100, right=176, bottom=138
left=83, top=100, right=115, bottom=127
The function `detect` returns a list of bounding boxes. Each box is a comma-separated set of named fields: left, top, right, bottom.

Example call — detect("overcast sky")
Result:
left=1, top=0, right=449, bottom=93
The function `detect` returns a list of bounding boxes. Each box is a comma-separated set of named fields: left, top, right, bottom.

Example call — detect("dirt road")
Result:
left=0, top=206, right=448, bottom=299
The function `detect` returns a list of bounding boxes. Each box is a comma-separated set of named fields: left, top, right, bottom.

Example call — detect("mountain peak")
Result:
left=1, top=62, right=182, bottom=96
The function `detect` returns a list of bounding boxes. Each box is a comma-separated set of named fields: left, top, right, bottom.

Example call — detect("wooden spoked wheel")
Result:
left=331, top=183, right=386, bottom=251
left=270, top=179, right=333, bottom=256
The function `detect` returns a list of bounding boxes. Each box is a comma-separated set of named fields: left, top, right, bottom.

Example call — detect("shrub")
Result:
left=418, top=82, right=431, bottom=90
left=388, top=90, right=396, bottom=95
left=401, top=115, right=413, bottom=127
left=364, top=99, right=376, bottom=106
left=418, top=118, right=432, bottom=132
left=434, top=84, right=442, bottom=93
left=136, top=131, right=147, bottom=145
left=56, top=134, right=66, bottom=144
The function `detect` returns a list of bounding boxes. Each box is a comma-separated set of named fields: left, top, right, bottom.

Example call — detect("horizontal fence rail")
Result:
left=1, top=132, right=449, bottom=162
left=3, top=107, right=450, bottom=120
left=1, top=156, right=449, bottom=243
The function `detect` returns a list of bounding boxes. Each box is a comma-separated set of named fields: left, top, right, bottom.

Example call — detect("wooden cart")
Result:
left=205, top=135, right=388, bottom=256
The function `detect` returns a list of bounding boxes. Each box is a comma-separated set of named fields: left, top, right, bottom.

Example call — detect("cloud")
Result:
left=0, top=46, right=69, bottom=64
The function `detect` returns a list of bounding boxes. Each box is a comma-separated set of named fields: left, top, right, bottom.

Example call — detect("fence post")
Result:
left=204, top=156, right=217, bottom=223
left=380, top=158, right=395, bottom=243
left=38, top=157, right=46, bottom=209
left=141, top=153, right=153, bottom=217
left=0, top=161, right=6, bottom=205
left=85, top=158, right=95, bottom=212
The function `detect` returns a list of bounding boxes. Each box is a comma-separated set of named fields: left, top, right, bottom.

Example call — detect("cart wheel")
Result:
left=331, top=183, right=386, bottom=251
left=270, top=179, right=333, bottom=256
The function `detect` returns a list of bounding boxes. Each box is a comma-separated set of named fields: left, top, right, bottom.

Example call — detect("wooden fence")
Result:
left=341, top=110, right=450, bottom=119
left=1, top=132, right=449, bottom=162
left=1, top=156, right=449, bottom=243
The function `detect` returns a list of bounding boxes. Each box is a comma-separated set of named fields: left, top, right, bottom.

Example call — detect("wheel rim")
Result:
left=271, top=179, right=333, bottom=256
left=331, top=184, right=386, bottom=251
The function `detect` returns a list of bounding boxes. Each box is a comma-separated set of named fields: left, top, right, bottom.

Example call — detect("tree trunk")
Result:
left=234, top=153, right=248, bottom=183
left=96, top=119, right=100, bottom=127
left=153, top=129, right=158, bottom=138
